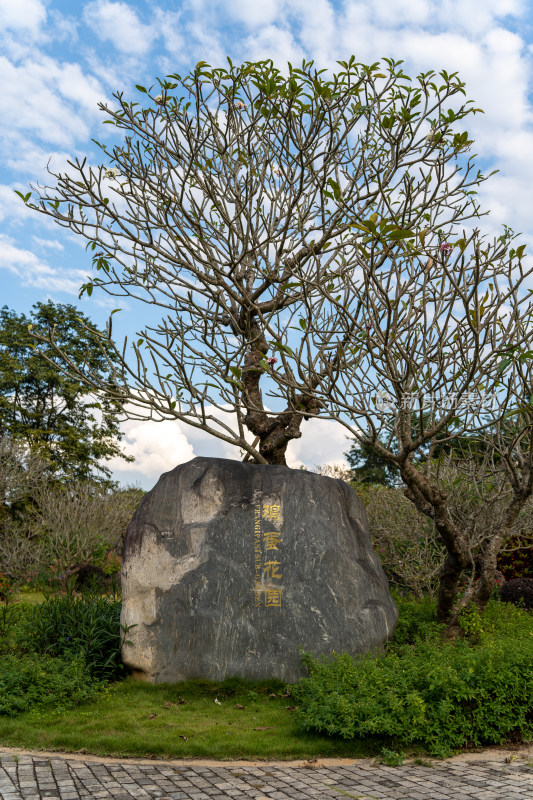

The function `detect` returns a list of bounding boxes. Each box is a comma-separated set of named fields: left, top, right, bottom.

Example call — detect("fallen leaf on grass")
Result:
left=179, top=735, right=189, bottom=741
left=234, top=703, right=246, bottom=710
left=254, top=726, right=275, bottom=731
left=285, top=706, right=298, bottom=713
left=281, top=692, right=291, bottom=698
left=148, top=713, right=158, bottom=719
left=268, top=693, right=277, bottom=699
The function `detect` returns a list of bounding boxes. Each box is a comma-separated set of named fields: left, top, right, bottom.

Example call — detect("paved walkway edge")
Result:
left=2, top=745, right=533, bottom=800
left=1, top=743, right=532, bottom=766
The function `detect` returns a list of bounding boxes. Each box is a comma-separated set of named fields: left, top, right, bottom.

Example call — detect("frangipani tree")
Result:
left=21, top=56, right=487, bottom=467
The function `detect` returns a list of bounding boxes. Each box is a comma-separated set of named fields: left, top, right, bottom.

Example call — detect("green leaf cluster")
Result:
left=0, top=652, right=101, bottom=716
left=17, top=592, right=125, bottom=682
left=292, top=598, right=533, bottom=757
left=0, top=302, right=131, bottom=485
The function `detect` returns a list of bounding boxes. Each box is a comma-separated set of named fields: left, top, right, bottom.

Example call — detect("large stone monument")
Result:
left=121, top=457, right=398, bottom=683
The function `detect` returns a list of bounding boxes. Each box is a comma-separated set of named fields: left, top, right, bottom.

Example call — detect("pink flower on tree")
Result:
left=266, top=356, right=278, bottom=366
left=440, top=242, right=453, bottom=259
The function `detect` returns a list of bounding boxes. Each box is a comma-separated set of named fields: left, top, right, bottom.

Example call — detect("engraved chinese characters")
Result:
left=254, top=502, right=283, bottom=608
left=121, top=457, right=398, bottom=683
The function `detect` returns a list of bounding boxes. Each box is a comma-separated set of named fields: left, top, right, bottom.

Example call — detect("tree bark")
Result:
left=445, top=487, right=533, bottom=632
left=400, top=460, right=469, bottom=621
left=240, top=322, right=304, bottom=465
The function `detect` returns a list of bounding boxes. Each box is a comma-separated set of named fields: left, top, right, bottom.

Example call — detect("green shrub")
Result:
left=387, top=593, right=445, bottom=648
left=0, top=653, right=101, bottom=716
left=17, top=593, right=125, bottom=681
left=291, top=600, right=533, bottom=757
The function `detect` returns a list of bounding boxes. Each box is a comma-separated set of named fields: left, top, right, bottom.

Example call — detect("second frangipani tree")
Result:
left=265, top=117, right=533, bottom=623
left=23, top=57, right=487, bottom=468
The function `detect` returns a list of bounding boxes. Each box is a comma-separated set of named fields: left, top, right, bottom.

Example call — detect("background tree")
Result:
left=0, top=436, right=49, bottom=582
left=28, top=480, right=143, bottom=586
left=345, top=437, right=400, bottom=486
left=0, top=302, right=132, bottom=484
left=21, top=57, right=485, bottom=465
left=0, top=457, right=142, bottom=585
left=356, top=480, right=445, bottom=597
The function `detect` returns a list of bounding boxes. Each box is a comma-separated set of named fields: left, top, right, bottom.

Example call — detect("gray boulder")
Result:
left=121, top=457, right=398, bottom=683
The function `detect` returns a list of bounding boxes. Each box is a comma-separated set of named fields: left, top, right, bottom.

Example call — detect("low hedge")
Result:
left=291, top=598, right=533, bottom=757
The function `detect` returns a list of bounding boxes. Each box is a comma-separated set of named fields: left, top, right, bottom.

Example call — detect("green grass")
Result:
left=0, top=677, right=378, bottom=759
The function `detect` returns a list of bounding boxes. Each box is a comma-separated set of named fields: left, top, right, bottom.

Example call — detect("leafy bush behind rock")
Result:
left=291, top=597, right=533, bottom=757
left=353, top=471, right=533, bottom=596
left=497, top=533, right=533, bottom=580
left=353, top=482, right=445, bottom=597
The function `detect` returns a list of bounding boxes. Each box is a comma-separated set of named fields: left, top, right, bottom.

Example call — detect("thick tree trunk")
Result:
left=446, top=488, right=533, bottom=631
left=240, top=321, right=320, bottom=465
left=256, top=413, right=303, bottom=465
left=400, top=460, right=469, bottom=621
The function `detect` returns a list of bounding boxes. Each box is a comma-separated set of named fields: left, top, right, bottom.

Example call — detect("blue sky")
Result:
left=1, top=0, right=533, bottom=487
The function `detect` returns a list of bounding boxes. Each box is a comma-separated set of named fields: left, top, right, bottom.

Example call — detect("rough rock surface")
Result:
left=121, top=457, right=398, bottom=683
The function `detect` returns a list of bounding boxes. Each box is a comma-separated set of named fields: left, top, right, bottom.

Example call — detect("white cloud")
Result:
left=153, top=8, right=185, bottom=58
left=82, top=0, right=156, bottom=56
left=0, top=185, right=34, bottom=223
left=286, top=418, right=352, bottom=469
left=284, top=0, right=336, bottom=66
left=107, top=417, right=196, bottom=484
left=0, top=234, right=86, bottom=293
left=222, top=0, right=283, bottom=27
left=0, top=0, right=46, bottom=35
left=432, top=0, right=524, bottom=33
left=108, top=406, right=351, bottom=488
left=32, top=236, right=64, bottom=250
left=3, top=139, right=73, bottom=177
left=241, top=24, right=303, bottom=65
left=47, top=10, right=79, bottom=44
left=372, top=0, right=431, bottom=26
left=0, top=56, right=105, bottom=148
left=180, top=21, right=226, bottom=68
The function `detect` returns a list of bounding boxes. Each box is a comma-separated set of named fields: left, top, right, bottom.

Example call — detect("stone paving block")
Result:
left=2, top=753, right=533, bottom=799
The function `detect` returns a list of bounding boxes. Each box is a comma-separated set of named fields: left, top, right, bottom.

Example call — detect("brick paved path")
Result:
left=1, top=751, right=532, bottom=800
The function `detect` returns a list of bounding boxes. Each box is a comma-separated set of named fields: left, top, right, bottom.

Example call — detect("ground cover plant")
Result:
left=0, top=654, right=100, bottom=717
left=292, top=596, right=533, bottom=758
left=1, top=591, right=531, bottom=760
